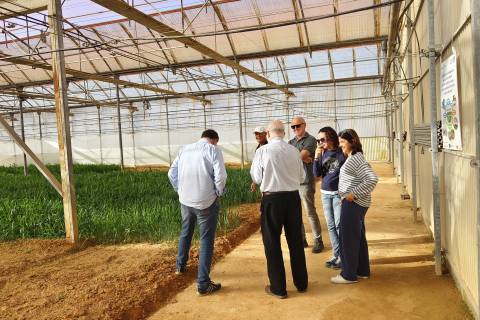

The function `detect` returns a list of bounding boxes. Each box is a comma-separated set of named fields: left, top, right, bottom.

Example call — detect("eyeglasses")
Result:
left=290, top=123, right=305, bottom=129
left=316, top=138, right=326, bottom=144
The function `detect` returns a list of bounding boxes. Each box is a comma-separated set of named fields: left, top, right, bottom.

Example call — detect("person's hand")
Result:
left=315, top=146, right=323, bottom=159
left=250, top=182, right=257, bottom=192
left=344, top=193, right=355, bottom=202
left=303, top=156, right=313, bottom=164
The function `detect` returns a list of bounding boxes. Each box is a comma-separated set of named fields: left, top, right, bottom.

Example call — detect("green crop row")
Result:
left=0, top=164, right=259, bottom=243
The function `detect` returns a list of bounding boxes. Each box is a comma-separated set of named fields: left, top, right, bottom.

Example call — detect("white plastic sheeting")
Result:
left=0, top=79, right=388, bottom=166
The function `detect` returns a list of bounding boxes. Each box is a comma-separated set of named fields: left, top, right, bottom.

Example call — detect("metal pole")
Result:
left=427, top=0, right=443, bottom=276
left=37, top=112, right=44, bottom=162
left=202, top=101, right=207, bottom=130
left=97, top=106, right=103, bottom=164
left=407, top=3, right=418, bottom=221
left=396, top=62, right=405, bottom=188
left=390, top=98, right=395, bottom=170
left=470, top=0, right=480, bottom=313
left=19, top=95, right=28, bottom=176
left=392, top=95, right=399, bottom=182
left=243, top=91, right=249, bottom=162
left=130, top=105, right=136, bottom=167
left=237, top=71, right=244, bottom=169
left=48, top=0, right=78, bottom=244
left=115, top=76, right=124, bottom=170
left=285, top=95, right=291, bottom=139
left=11, top=115, right=18, bottom=164
left=385, top=100, right=392, bottom=162
left=334, top=83, right=338, bottom=131
left=165, top=99, right=172, bottom=165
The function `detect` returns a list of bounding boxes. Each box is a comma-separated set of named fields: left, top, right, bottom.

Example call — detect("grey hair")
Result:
left=267, top=119, right=285, bottom=136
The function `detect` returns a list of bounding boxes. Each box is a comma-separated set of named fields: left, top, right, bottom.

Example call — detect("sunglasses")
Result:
left=290, top=123, right=305, bottom=129
left=316, top=138, right=326, bottom=144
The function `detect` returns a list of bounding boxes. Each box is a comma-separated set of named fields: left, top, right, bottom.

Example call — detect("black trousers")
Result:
left=339, top=200, right=370, bottom=281
left=260, top=191, right=308, bottom=295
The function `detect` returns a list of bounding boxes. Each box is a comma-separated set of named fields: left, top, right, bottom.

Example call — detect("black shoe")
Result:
left=312, top=238, right=324, bottom=253
left=303, top=239, right=309, bottom=248
left=265, top=285, right=287, bottom=299
left=330, top=261, right=342, bottom=270
left=175, top=266, right=186, bottom=275
left=197, top=281, right=221, bottom=296
left=297, top=286, right=307, bottom=293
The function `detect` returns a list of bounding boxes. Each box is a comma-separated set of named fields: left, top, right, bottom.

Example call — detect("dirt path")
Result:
left=0, top=203, right=260, bottom=320
left=149, top=163, right=472, bottom=320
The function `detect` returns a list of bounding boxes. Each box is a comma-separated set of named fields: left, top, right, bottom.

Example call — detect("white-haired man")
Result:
left=250, top=120, right=308, bottom=299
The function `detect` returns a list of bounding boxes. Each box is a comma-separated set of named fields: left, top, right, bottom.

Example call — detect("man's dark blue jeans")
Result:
left=176, top=200, right=220, bottom=291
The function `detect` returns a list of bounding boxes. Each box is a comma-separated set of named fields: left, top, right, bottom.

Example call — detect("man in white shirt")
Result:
left=250, top=120, right=308, bottom=299
left=168, top=129, right=227, bottom=296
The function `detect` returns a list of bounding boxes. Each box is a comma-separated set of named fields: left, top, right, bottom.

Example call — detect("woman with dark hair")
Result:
left=331, top=129, right=378, bottom=284
left=313, top=127, right=346, bottom=270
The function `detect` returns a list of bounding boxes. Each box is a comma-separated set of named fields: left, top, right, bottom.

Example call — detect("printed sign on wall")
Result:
left=440, top=52, right=462, bottom=150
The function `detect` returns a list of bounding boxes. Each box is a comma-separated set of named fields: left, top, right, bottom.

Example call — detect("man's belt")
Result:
left=262, top=191, right=296, bottom=196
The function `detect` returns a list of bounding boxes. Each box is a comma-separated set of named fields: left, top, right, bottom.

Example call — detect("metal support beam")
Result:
left=0, top=53, right=209, bottom=104
left=202, top=101, right=207, bottom=130
left=90, top=0, right=294, bottom=96
left=5, top=75, right=383, bottom=114
left=129, top=105, right=136, bottom=167
left=285, top=95, right=291, bottom=140
left=471, top=0, right=480, bottom=317
left=237, top=71, right=244, bottom=169
left=0, top=114, right=62, bottom=195
left=165, top=99, right=172, bottom=165
left=427, top=0, right=443, bottom=276
left=97, top=106, right=103, bottom=164
left=407, top=3, right=418, bottom=221
left=382, top=1, right=402, bottom=93
left=115, top=77, right=125, bottom=170
left=242, top=91, right=248, bottom=162
left=18, top=95, right=28, bottom=176
left=395, top=61, right=405, bottom=188
left=0, top=37, right=386, bottom=90
left=49, top=0, right=78, bottom=244
left=385, top=100, right=392, bottom=162
left=333, top=83, right=338, bottom=131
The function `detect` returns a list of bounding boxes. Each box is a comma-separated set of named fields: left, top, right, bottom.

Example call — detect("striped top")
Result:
left=338, top=152, right=378, bottom=208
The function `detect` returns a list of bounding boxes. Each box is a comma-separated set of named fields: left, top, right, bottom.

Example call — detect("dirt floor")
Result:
left=149, top=163, right=473, bottom=320
left=0, top=203, right=260, bottom=320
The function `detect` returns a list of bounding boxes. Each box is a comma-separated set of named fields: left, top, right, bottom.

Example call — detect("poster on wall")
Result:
left=440, top=52, right=462, bottom=150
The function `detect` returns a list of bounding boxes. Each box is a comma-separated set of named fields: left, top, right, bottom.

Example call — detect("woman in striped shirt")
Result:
left=330, top=129, right=378, bottom=284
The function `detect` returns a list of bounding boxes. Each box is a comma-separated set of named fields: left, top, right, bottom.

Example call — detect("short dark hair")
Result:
left=338, top=129, right=363, bottom=155
left=201, top=129, right=219, bottom=140
left=318, top=126, right=339, bottom=149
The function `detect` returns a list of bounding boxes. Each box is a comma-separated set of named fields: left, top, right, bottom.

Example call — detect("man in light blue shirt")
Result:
left=168, top=129, right=227, bottom=296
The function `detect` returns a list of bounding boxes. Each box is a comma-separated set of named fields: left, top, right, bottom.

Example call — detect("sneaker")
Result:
left=325, top=257, right=337, bottom=268
left=197, top=281, right=221, bottom=296
left=357, top=275, right=370, bottom=279
left=303, top=238, right=309, bottom=248
left=265, top=285, right=287, bottom=299
left=312, top=238, right=324, bottom=253
left=330, top=261, right=342, bottom=270
left=175, top=266, right=186, bottom=275
left=330, top=274, right=358, bottom=284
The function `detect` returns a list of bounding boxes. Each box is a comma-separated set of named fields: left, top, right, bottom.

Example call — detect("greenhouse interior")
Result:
left=0, top=0, right=479, bottom=319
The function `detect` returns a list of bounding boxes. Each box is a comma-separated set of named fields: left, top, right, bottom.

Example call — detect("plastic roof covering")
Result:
left=0, top=0, right=391, bottom=111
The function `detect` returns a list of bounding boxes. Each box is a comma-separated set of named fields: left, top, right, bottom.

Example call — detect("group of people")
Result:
left=167, top=117, right=378, bottom=298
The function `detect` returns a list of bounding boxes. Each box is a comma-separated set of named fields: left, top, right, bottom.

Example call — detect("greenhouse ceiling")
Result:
left=0, top=0, right=396, bottom=113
